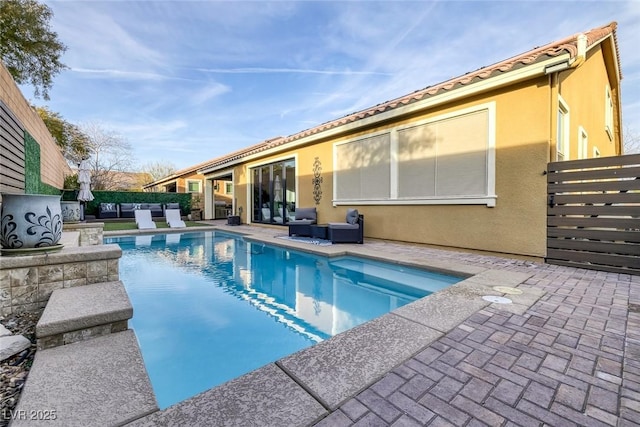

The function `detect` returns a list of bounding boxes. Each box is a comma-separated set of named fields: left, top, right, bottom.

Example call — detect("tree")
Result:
left=623, top=125, right=640, bottom=154
left=80, top=122, right=136, bottom=191
left=0, top=0, right=67, bottom=100
left=35, top=106, right=90, bottom=163
left=141, top=161, right=177, bottom=182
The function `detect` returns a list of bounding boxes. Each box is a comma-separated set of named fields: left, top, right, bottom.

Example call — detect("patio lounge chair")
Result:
left=165, top=209, right=186, bottom=228
left=328, top=209, right=364, bottom=244
left=262, top=207, right=285, bottom=224
left=134, top=209, right=157, bottom=230
left=288, top=207, right=317, bottom=237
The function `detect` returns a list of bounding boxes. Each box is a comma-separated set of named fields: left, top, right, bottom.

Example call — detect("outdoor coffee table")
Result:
left=310, top=224, right=328, bottom=240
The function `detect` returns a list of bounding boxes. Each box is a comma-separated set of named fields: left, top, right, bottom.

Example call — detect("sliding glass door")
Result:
left=251, top=159, right=296, bottom=224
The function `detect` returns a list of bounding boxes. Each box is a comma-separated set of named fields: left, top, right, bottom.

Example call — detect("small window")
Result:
left=593, top=146, right=601, bottom=158
left=186, top=180, right=201, bottom=193
left=557, top=96, right=570, bottom=161
left=578, top=127, right=588, bottom=159
left=225, top=182, right=233, bottom=194
left=605, top=86, right=614, bottom=141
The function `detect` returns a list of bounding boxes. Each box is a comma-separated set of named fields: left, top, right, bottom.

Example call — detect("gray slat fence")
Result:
left=0, top=100, right=26, bottom=194
left=546, top=153, right=640, bottom=275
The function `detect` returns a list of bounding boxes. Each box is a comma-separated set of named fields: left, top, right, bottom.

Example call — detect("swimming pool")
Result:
left=107, top=231, right=461, bottom=409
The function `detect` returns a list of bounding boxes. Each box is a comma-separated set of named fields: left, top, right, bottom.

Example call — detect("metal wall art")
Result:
left=312, top=157, right=323, bottom=205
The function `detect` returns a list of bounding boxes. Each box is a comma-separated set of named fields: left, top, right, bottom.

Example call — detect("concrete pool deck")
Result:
left=107, top=223, right=640, bottom=426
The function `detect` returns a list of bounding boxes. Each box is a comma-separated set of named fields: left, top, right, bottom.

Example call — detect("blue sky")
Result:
left=27, top=1, right=640, bottom=171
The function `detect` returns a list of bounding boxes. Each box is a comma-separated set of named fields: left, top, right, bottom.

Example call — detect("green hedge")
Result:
left=24, top=131, right=63, bottom=195
left=24, top=132, right=40, bottom=194
left=84, top=191, right=193, bottom=215
left=61, top=189, right=78, bottom=201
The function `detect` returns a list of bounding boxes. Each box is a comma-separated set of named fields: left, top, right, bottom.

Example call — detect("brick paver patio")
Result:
left=108, top=223, right=640, bottom=426
left=310, top=241, right=640, bottom=427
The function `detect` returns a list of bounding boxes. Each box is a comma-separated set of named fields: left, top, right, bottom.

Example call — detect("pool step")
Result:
left=36, top=281, right=133, bottom=350
left=12, top=330, right=158, bottom=427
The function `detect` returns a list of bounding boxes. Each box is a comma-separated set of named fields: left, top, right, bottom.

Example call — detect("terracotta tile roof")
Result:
left=146, top=139, right=277, bottom=185
left=199, top=22, right=619, bottom=173
left=171, top=159, right=216, bottom=177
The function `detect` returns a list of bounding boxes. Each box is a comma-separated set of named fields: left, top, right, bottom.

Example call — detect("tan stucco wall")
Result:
left=173, top=172, right=204, bottom=193
left=558, top=45, right=621, bottom=158
left=0, top=63, right=69, bottom=190
left=226, top=79, right=551, bottom=257
left=209, top=46, right=621, bottom=258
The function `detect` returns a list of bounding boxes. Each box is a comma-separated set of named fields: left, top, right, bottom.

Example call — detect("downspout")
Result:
left=546, top=33, right=587, bottom=161
left=568, top=33, right=587, bottom=69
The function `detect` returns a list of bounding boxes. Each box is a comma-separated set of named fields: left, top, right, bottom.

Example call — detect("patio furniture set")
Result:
left=288, top=207, right=364, bottom=244
left=97, top=202, right=181, bottom=219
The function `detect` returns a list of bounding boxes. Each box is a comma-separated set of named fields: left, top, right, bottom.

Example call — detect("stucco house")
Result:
left=143, top=161, right=233, bottom=218
left=191, top=22, right=622, bottom=257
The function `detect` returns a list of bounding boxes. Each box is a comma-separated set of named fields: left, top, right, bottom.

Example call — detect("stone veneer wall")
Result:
left=64, top=223, right=104, bottom=246
left=0, top=244, right=120, bottom=316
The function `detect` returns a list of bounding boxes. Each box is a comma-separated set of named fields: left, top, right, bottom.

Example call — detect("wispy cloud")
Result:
left=71, top=68, right=183, bottom=82
left=48, top=1, right=165, bottom=71
left=195, top=67, right=391, bottom=76
left=37, top=1, right=639, bottom=169
left=189, top=83, right=231, bottom=106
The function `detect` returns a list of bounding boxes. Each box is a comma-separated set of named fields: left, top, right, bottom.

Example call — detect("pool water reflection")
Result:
left=108, top=231, right=461, bottom=408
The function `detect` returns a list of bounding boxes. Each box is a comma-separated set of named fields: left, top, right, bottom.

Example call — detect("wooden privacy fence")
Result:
left=547, top=153, right=640, bottom=275
left=1, top=100, right=26, bottom=194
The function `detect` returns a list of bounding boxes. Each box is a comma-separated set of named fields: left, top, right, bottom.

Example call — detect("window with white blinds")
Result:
left=335, top=133, right=391, bottom=200
left=333, top=103, right=496, bottom=206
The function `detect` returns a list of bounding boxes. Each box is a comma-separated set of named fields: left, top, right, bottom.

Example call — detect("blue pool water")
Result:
left=107, top=231, right=461, bottom=409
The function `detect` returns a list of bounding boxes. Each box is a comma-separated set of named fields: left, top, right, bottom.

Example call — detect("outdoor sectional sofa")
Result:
left=287, top=207, right=317, bottom=237
left=120, top=203, right=164, bottom=218
left=97, top=203, right=118, bottom=219
left=98, top=202, right=173, bottom=219
left=328, top=209, right=364, bottom=244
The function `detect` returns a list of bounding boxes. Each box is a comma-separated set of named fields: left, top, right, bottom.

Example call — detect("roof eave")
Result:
left=200, top=54, right=569, bottom=175
left=143, top=176, right=179, bottom=189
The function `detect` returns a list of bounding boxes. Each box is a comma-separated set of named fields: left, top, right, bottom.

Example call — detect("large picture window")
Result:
left=398, top=110, right=488, bottom=198
left=333, top=103, right=496, bottom=206
left=335, top=133, right=391, bottom=200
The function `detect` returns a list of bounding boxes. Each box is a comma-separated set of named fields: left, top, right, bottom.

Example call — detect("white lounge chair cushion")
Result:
left=134, top=210, right=157, bottom=229
left=165, top=209, right=186, bottom=228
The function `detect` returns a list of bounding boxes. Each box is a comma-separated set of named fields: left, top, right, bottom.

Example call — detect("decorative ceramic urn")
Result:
left=0, top=194, right=63, bottom=250
left=61, top=200, right=81, bottom=223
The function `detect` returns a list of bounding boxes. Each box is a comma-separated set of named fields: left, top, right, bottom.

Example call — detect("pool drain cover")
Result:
left=493, top=286, right=523, bottom=295
left=482, top=295, right=513, bottom=304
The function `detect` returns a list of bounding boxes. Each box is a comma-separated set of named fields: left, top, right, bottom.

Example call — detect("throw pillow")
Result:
left=346, top=209, right=359, bottom=225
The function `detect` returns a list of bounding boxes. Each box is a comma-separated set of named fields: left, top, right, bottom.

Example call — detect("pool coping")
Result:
left=109, top=226, right=542, bottom=426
